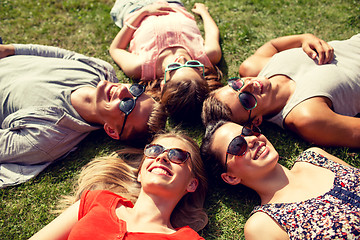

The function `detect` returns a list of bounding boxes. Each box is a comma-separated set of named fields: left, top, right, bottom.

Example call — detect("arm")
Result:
left=244, top=212, right=289, bottom=240
left=0, top=43, right=88, bottom=60
left=285, top=97, right=360, bottom=149
left=109, top=3, right=175, bottom=79
left=0, top=44, right=15, bottom=58
left=191, top=3, right=221, bottom=65
left=239, top=34, right=334, bottom=77
left=306, top=147, right=352, bottom=167
left=29, top=201, right=80, bottom=240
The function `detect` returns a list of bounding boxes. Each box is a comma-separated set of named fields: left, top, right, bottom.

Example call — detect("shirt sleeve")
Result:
left=13, top=44, right=87, bottom=60
left=12, top=44, right=118, bottom=83
left=78, top=190, right=92, bottom=220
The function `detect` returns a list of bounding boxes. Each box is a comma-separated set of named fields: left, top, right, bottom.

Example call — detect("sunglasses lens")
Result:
left=119, top=98, right=135, bottom=114
left=239, top=92, right=257, bottom=110
left=242, top=124, right=261, bottom=136
left=252, top=126, right=261, bottom=136
left=228, top=78, right=244, bottom=91
left=144, top=144, right=190, bottom=164
left=144, top=144, right=164, bottom=158
left=129, top=84, right=145, bottom=97
left=228, top=136, right=247, bottom=156
left=168, top=149, right=189, bottom=164
left=167, top=63, right=182, bottom=70
left=186, top=60, right=202, bottom=66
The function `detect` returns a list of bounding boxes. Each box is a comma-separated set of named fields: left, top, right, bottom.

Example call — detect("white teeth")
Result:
left=255, top=146, right=266, bottom=159
left=151, top=168, right=170, bottom=176
left=109, top=87, right=115, bottom=101
left=254, top=81, right=262, bottom=93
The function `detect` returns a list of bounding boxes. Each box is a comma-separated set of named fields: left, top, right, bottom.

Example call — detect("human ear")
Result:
left=251, top=115, right=263, bottom=127
left=221, top=173, right=241, bottom=185
left=104, top=123, right=120, bottom=140
left=160, top=79, right=166, bottom=92
left=186, top=178, right=199, bottom=192
left=137, top=170, right=142, bottom=183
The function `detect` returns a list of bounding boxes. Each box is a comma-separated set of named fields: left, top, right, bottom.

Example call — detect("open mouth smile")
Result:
left=254, top=144, right=266, bottom=160
left=148, top=165, right=173, bottom=177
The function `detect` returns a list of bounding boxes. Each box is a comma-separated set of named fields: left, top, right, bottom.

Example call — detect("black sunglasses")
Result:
left=224, top=124, right=261, bottom=172
left=144, top=144, right=191, bottom=164
left=228, top=77, right=258, bottom=111
left=118, top=83, right=145, bottom=139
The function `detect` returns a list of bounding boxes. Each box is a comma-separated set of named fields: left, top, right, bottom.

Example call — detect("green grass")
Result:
left=1, top=0, right=359, bottom=239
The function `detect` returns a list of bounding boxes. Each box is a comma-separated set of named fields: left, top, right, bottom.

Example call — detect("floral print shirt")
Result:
left=252, top=150, right=360, bottom=239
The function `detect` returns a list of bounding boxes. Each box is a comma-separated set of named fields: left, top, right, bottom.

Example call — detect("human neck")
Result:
left=70, top=87, right=102, bottom=124
left=122, top=191, right=179, bottom=233
left=264, top=75, right=295, bottom=118
left=159, top=47, right=191, bottom=71
left=245, top=163, right=292, bottom=205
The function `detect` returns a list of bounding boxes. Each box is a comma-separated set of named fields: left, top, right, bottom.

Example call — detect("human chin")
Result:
left=260, top=137, right=278, bottom=161
left=96, top=80, right=118, bottom=106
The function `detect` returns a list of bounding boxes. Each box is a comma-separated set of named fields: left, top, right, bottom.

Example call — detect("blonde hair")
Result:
left=62, top=131, right=208, bottom=232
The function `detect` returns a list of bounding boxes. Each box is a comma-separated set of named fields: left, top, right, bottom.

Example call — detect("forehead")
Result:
left=152, top=137, right=189, bottom=151
left=214, top=86, right=249, bottom=124
left=171, top=67, right=203, bottom=81
left=212, top=122, right=244, bottom=161
left=120, top=94, right=155, bottom=140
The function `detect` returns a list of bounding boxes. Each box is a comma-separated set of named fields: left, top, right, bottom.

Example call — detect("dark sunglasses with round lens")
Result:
left=224, top=124, right=261, bottom=172
left=164, top=60, right=205, bottom=83
left=144, top=144, right=191, bottom=164
left=118, top=83, right=145, bottom=139
left=228, top=77, right=257, bottom=111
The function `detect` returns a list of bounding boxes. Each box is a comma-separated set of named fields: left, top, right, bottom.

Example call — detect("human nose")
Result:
left=155, top=151, right=170, bottom=163
left=244, top=135, right=258, bottom=150
left=240, top=79, right=254, bottom=93
left=117, top=84, right=134, bottom=100
left=176, top=56, right=186, bottom=64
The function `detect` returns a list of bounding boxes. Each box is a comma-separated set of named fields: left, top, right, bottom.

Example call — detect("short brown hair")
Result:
left=200, top=120, right=228, bottom=180
left=123, top=101, right=167, bottom=146
left=201, top=90, right=232, bottom=126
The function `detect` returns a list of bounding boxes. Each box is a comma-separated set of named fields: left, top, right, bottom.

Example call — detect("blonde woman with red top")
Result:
left=29, top=132, right=208, bottom=240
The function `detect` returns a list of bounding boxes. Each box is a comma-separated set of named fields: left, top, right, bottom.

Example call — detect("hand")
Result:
left=0, top=44, right=15, bottom=59
left=191, top=3, right=209, bottom=16
left=301, top=34, right=334, bottom=65
left=142, top=2, right=176, bottom=17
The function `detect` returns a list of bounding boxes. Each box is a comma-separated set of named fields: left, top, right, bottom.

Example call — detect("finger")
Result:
left=303, top=44, right=317, bottom=60
left=313, top=43, right=326, bottom=65
left=322, top=44, right=334, bottom=64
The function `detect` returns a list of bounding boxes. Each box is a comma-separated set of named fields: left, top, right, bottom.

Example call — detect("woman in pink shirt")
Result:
left=110, top=1, right=222, bottom=124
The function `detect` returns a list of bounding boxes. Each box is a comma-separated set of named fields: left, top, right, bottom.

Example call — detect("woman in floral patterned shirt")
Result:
left=201, top=120, right=360, bottom=240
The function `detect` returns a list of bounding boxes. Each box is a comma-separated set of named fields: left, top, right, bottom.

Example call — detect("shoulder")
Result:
left=303, top=147, right=351, bottom=167
left=80, top=190, right=133, bottom=213
left=81, top=190, right=132, bottom=204
left=175, top=226, right=204, bottom=239
left=245, top=212, right=289, bottom=240
left=239, top=54, right=272, bottom=77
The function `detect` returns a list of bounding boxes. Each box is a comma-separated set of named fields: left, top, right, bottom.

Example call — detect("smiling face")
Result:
left=214, top=76, right=271, bottom=124
left=95, top=80, right=156, bottom=140
left=211, top=122, right=278, bottom=185
left=138, top=136, right=198, bottom=199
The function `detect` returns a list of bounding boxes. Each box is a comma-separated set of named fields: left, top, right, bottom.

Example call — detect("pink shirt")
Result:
left=126, top=3, right=213, bottom=81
